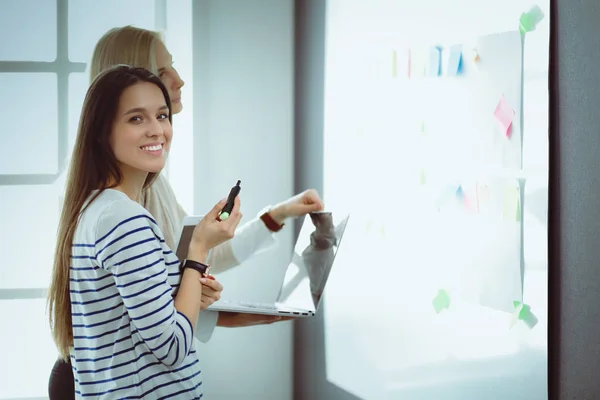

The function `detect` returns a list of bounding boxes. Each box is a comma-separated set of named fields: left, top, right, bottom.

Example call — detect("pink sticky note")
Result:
left=494, top=94, right=515, bottom=138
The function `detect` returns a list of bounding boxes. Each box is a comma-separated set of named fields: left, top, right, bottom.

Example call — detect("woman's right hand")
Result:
left=189, top=196, right=242, bottom=257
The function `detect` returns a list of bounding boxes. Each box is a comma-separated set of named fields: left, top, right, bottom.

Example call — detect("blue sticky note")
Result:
left=456, top=185, right=464, bottom=198
left=427, top=47, right=441, bottom=77
left=447, top=45, right=463, bottom=76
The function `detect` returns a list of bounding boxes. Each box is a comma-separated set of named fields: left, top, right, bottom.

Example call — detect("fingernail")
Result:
left=200, top=278, right=207, bottom=283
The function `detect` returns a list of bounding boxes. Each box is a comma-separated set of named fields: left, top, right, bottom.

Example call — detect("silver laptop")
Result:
left=175, top=212, right=350, bottom=317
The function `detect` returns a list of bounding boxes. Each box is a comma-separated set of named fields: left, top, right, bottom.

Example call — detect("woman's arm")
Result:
left=95, top=200, right=204, bottom=368
left=209, top=189, right=325, bottom=273
left=208, top=213, right=277, bottom=273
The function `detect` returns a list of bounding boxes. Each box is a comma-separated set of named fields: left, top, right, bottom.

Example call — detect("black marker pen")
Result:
left=219, top=180, right=241, bottom=221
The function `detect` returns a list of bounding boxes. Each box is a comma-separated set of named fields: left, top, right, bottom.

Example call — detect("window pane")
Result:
left=0, top=299, right=58, bottom=398
left=68, top=73, right=87, bottom=151
left=0, top=73, right=59, bottom=175
left=68, top=0, right=156, bottom=63
left=0, top=0, right=57, bottom=61
left=0, top=183, right=62, bottom=288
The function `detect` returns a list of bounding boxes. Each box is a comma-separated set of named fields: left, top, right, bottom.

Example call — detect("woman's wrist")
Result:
left=268, top=205, right=287, bottom=225
left=187, top=242, right=209, bottom=263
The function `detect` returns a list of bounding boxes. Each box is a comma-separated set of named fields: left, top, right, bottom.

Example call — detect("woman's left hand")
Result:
left=217, top=312, right=294, bottom=327
left=200, top=276, right=223, bottom=310
left=269, top=189, right=324, bottom=224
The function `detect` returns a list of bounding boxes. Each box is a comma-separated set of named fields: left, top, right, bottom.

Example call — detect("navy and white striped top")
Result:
left=69, top=189, right=202, bottom=399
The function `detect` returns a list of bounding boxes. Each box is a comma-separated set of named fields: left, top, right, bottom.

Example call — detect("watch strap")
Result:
left=180, top=259, right=211, bottom=277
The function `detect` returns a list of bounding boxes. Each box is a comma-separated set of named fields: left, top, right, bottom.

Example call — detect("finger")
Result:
left=311, top=200, right=325, bottom=212
left=201, top=292, right=219, bottom=302
left=200, top=277, right=223, bottom=291
left=208, top=198, right=227, bottom=219
left=225, top=196, right=243, bottom=228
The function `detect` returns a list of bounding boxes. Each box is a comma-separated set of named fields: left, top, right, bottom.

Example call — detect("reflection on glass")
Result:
left=277, top=212, right=349, bottom=311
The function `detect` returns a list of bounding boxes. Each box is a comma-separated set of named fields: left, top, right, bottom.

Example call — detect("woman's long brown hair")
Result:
left=48, top=65, right=172, bottom=359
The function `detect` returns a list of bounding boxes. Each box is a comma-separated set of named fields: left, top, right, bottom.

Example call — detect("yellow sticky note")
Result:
left=502, top=184, right=520, bottom=222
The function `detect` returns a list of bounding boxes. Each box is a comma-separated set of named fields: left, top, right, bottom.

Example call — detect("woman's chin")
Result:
left=171, top=102, right=183, bottom=115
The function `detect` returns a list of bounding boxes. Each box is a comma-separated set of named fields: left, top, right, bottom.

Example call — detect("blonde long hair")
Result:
left=90, top=25, right=162, bottom=81
left=48, top=65, right=172, bottom=359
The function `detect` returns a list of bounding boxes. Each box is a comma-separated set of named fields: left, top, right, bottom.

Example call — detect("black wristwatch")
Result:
left=179, top=259, right=211, bottom=277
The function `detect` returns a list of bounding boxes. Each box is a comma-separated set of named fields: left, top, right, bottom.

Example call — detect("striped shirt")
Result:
left=69, top=189, right=202, bottom=399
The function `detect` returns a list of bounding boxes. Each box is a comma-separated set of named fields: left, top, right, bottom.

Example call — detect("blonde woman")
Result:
left=48, top=26, right=323, bottom=399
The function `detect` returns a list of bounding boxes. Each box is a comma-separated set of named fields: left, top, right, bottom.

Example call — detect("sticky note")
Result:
left=519, top=5, right=545, bottom=34
left=494, top=94, right=516, bottom=138
left=435, top=185, right=460, bottom=209
left=502, top=184, right=520, bottom=222
left=432, top=289, right=450, bottom=313
left=510, top=301, right=539, bottom=329
left=409, top=48, right=427, bottom=78
left=456, top=185, right=464, bottom=199
left=447, top=44, right=463, bottom=76
left=419, top=168, right=426, bottom=185
left=427, top=47, right=441, bottom=77
left=464, top=189, right=479, bottom=213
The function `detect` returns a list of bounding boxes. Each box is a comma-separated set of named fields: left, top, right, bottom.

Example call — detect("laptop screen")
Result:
left=276, top=212, right=350, bottom=311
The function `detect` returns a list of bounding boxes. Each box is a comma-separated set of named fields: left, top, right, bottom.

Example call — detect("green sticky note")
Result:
left=511, top=301, right=539, bottom=329
left=502, top=184, right=520, bottom=222
left=419, top=168, right=426, bottom=185
left=432, top=289, right=450, bottom=313
left=519, top=5, right=544, bottom=34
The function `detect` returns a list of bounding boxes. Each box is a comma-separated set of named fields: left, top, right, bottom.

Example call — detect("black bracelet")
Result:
left=179, top=259, right=211, bottom=277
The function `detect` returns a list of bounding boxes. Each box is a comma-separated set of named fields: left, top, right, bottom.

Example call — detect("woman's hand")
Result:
left=189, top=196, right=242, bottom=258
left=217, top=312, right=294, bottom=327
left=269, top=189, right=324, bottom=224
left=199, top=276, right=223, bottom=310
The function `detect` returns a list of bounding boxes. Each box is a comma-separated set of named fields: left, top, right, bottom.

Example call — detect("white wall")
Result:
left=191, top=1, right=294, bottom=399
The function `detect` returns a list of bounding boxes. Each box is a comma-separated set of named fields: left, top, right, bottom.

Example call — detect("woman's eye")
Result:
left=157, top=113, right=169, bottom=120
left=129, top=116, right=142, bottom=123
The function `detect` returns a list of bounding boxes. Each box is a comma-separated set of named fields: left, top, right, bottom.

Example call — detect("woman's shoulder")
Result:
left=85, top=189, right=156, bottom=231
